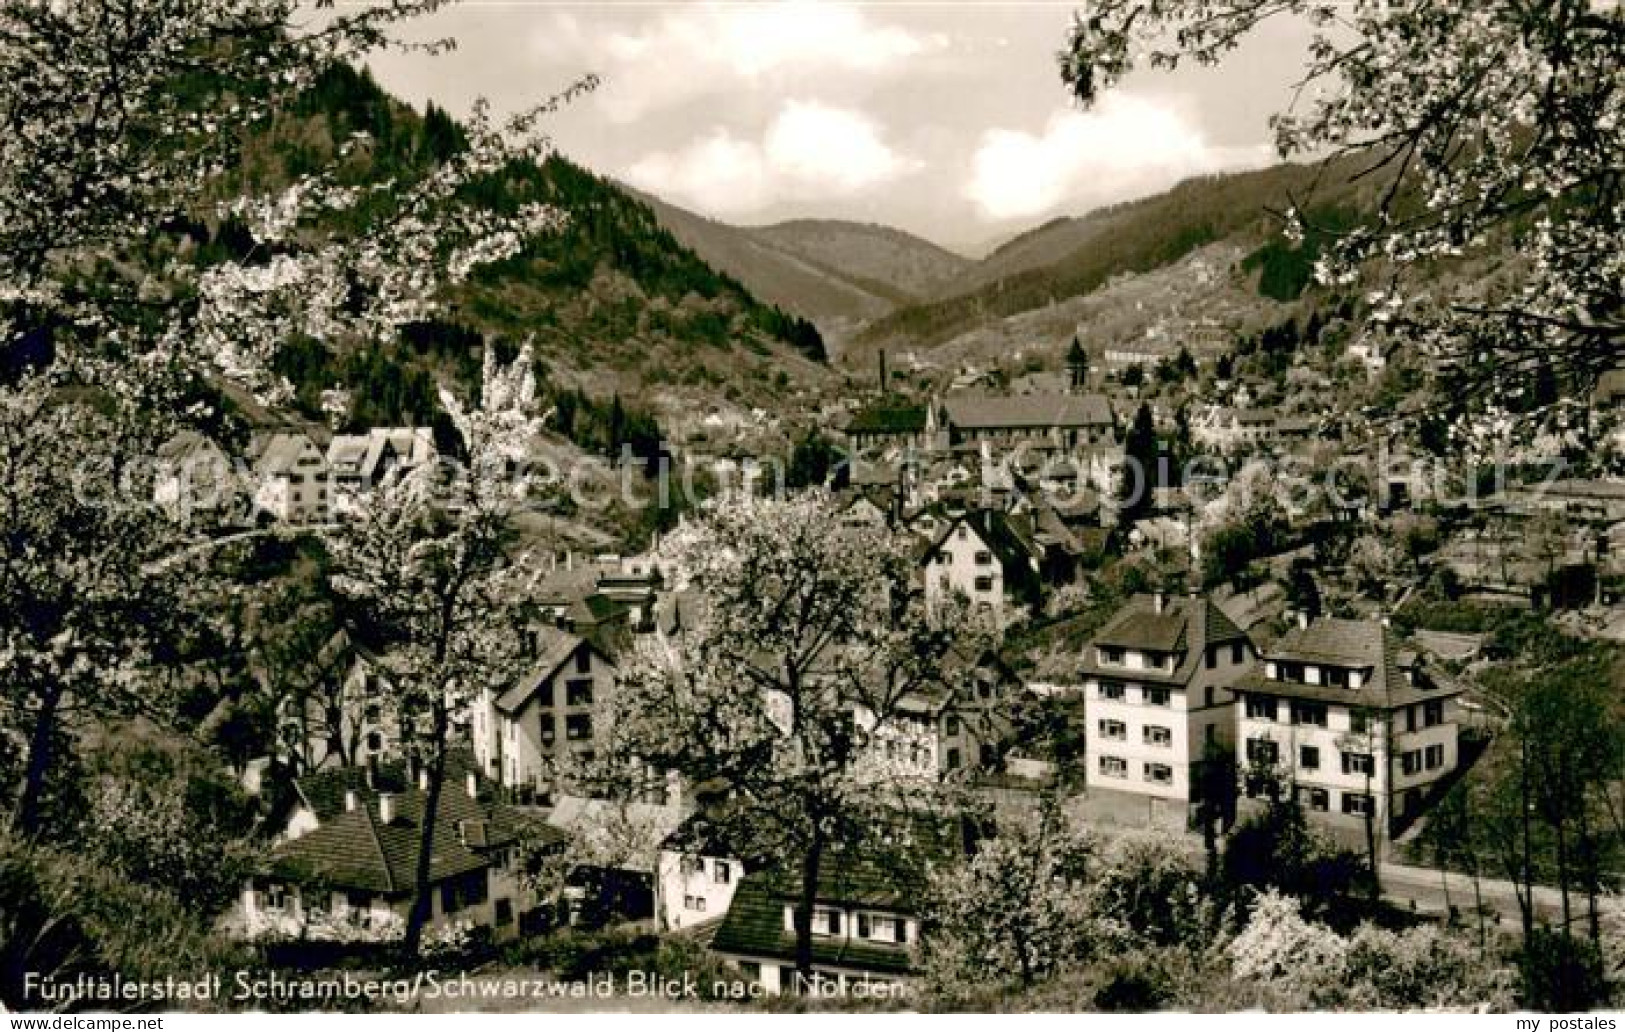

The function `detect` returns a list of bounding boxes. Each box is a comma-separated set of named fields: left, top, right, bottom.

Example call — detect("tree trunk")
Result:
left=402, top=705, right=450, bottom=959
left=1519, top=738, right=1535, bottom=947
left=792, top=828, right=825, bottom=992
left=14, top=684, right=62, bottom=837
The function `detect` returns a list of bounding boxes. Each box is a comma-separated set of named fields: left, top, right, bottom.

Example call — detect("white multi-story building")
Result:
left=252, top=432, right=330, bottom=522
left=1080, top=591, right=1254, bottom=825
left=1079, top=594, right=1254, bottom=828
left=1232, top=616, right=1464, bottom=840
left=920, top=509, right=1042, bottom=624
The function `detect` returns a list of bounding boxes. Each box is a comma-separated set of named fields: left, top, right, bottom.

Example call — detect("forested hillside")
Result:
left=208, top=64, right=830, bottom=447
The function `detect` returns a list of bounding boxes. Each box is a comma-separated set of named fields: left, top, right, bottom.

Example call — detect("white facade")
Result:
left=1083, top=638, right=1250, bottom=803
left=655, top=849, right=740, bottom=931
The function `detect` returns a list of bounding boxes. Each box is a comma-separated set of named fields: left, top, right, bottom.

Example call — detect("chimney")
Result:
left=566, top=551, right=573, bottom=572
left=1153, top=590, right=1166, bottom=615
left=364, top=755, right=378, bottom=789
left=417, top=766, right=430, bottom=792
left=466, top=771, right=479, bottom=800
left=1296, top=609, right=1310, bottom=630
left=378, top=792, right=396, bottom=825
left=344, top=789, right=358, bottom=813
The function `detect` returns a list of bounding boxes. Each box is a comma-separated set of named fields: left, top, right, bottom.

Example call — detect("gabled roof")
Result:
left=1080, top=593, right=1250, bottom=685
left=847, top=405, right=927, bottom=435
left=255, top=432, right=323, bottom=476
left=942, top=392, right=1112, bottom=430
left=273, top=761, right=562, bottom=895
left=495, top=628, right=607, bottom=713
left=1235, top=617, right=1466, bottom=709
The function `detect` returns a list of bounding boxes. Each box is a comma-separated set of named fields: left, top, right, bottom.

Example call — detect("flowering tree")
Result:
left=920, top=802, right=1098, bottom=995
left=0, top=0, right=583, bottom=876
left=0, top=383, right=182, bottom=836
left=1060, top=1, right=1624, bottom=402
left=593, top=494, right=992, bottom=980
left=324, top=344, right=545, bottom=957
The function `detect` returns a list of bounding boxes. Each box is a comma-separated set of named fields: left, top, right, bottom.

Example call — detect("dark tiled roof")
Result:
left=1080, top=593, right=1250, bottom=686
left=942, top=393, right=1112, bottom=430
left=274, top=764, right=564, bottom=895
left=847, top=405, right=927, bottom=435
left=496, top=628, right=608, bottom=713
left=709, top=875, right=913, bottom=975
left=709, top=816, right=971, bottom=974
left=1234, top=617, right=1466, bottom=709
left=923, top=509, right=1043, bottom=604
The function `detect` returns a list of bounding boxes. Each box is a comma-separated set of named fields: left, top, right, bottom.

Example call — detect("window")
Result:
left=1100, top=681, right=1125, bottom=701
left=1425, top=743, right=1445, bottom=770
left=1099, top=719, right=1127, bottom=741
left=265, top=883, right=287, bottom=911
left=895, top=919, right=909, bottom=944
left=1204, top=687, right=1215, bottom=708
left=1341, top=752, right=1374, bottom=776
left=956, top=526, right=968, bottom=539
left=714, top=861, right=732, bottom=884
left=1401, top=750, right=1421, bottom=776
left=1245, top=697, right=1278, bottom=721
left=566, top=714, right=592, bottom=741
left=1205, top=647, right=1217, bottom=670
left=1143, top=725, right=1172, bottom=747
left=817, top=909, right=842, bottom=935
left=945, top=715, right=961, bottom=737
left=539, top=720, right=556, bottom=746
left=1325, top=667, right=1349, bottom=688
left=973, top=576, right=994, bottom=592
left=1144, top=762, right=1173, bottom=785
left=946, top=748, right=961, bottom=770
left=857, top=913, right=871, bottom=939
left=1292, top=701, right=1328, bottom=727
left=1350, top=709, right=1369, bottom=734
left=1246, top=738, right=1279, bottom=765
left=1300, top=745, right=1321, bottom=771
left=538, top=680, right=554, bottom=707
left=1342, top=792, right=1373, bottom=816
left=565, top=679, right=593, bottom=707
left=1424, top=700, right=1444, bottom=727
left=684, top=895, right=705, bottom=911
left=1406, top=706, right=1418, bottom=733
left=495, top=898, right=514, bottom=926
left=1098, top=755, right=1128, bottom=778
left=1145, top=688, right=1171, bottom=707
left=680, top=855, right=702, bottom=876
left=1102, top=646, right=1124, bottom=664
left=974, top=550, right=992, bottom=566
left=575, top=648, right=591, bottom=674
left=1231, top=642, right=1245, bottom=663
left=1304, top=787, right=1329, bottom=812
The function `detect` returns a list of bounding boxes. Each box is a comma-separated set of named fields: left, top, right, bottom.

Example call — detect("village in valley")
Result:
left=3, top=0, right=1623, bottom=1018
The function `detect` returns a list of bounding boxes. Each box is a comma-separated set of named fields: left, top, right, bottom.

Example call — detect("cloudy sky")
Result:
left=366, top=2, right=1318, bottom=254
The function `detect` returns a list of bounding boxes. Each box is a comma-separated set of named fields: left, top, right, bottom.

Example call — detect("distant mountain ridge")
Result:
left=634, top=156, right=1380, bottom=370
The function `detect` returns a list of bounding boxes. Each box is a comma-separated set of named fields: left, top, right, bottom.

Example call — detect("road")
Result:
left=1380, top=861, right=1571, bottom=927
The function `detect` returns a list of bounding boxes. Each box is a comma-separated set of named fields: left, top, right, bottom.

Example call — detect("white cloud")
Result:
left=625, top=101, right=916, bottom=216
left=625, top=130, right=771, bottom=216
left=964, top=95, right=1272, bottom=220
left=576, top=2, right=945, bottom=122
left=764, top=102, right=913, bottom=192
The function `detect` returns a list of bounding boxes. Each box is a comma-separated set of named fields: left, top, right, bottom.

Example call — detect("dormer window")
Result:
left=1101, top=646, right=1124, bottom=665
